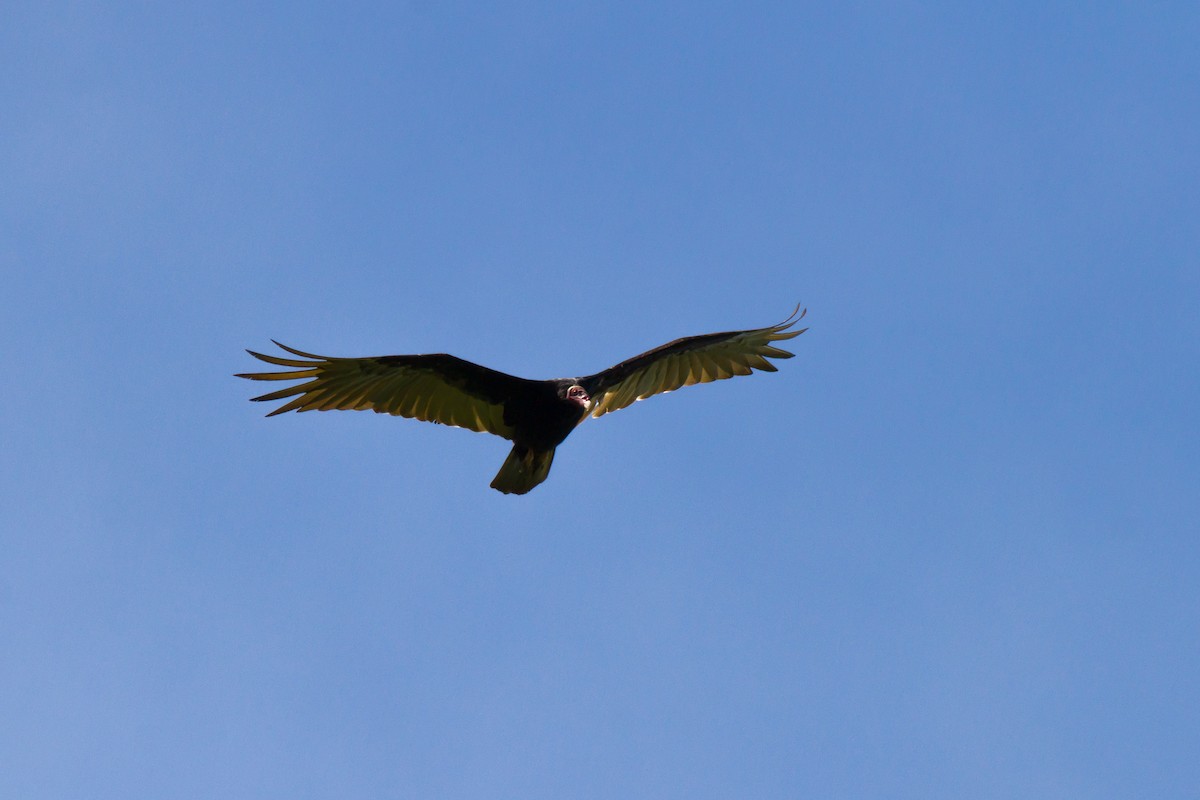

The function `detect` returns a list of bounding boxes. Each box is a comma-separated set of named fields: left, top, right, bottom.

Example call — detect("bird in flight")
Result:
left=238, top=306, right=807, bottom=494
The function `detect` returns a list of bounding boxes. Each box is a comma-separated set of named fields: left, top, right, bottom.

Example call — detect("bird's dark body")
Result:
left=239, top=306, right=807, bottom=494
left=503, top=380, right=589, bottom=453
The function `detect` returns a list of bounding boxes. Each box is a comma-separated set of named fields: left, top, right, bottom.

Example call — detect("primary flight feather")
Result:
left=237, top=305, right=807, bottom=494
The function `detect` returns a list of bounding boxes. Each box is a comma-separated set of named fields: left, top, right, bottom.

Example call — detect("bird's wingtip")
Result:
left=772, top=303, right=807, bottom=330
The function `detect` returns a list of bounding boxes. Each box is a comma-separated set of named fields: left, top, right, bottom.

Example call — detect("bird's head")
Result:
left=560, top=383, right=590, bottom=410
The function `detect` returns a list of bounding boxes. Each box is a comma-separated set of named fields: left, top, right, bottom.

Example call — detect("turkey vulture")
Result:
left=238, top=306, right=807, bottom=494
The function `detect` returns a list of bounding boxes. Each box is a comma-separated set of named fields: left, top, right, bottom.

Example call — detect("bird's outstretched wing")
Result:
left=579, top=306, right=807, bottom=418
left=236, top=342, right=538, bottom=439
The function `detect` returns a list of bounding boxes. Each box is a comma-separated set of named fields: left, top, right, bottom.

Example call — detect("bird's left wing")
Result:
left=237, top=342, right=536, bottom=440
left=580, top=306, right=807, bottom=418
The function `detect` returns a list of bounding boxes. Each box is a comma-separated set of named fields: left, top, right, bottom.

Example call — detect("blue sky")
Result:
left=2, top=3, right=1198, bottom=798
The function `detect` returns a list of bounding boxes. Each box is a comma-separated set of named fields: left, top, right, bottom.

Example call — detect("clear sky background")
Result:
left=3, top=3, right=1198, bottom=798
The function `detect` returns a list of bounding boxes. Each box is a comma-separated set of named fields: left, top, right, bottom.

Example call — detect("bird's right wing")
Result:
left=237, top=342, right=536, bottom=440
left=580, top=306, right=807, bottom=418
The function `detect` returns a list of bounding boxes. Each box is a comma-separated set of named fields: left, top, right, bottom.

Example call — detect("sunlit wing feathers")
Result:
left=236, top=341, right=538, bottom=440
left=580, top=305, right=807, bottom=418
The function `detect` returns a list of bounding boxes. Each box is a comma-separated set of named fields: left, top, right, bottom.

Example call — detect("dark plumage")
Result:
left=237, top=306, right=807, bottom=494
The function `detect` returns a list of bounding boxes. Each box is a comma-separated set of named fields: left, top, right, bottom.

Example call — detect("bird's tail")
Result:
left=490, top=445, right=555, bottom=495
